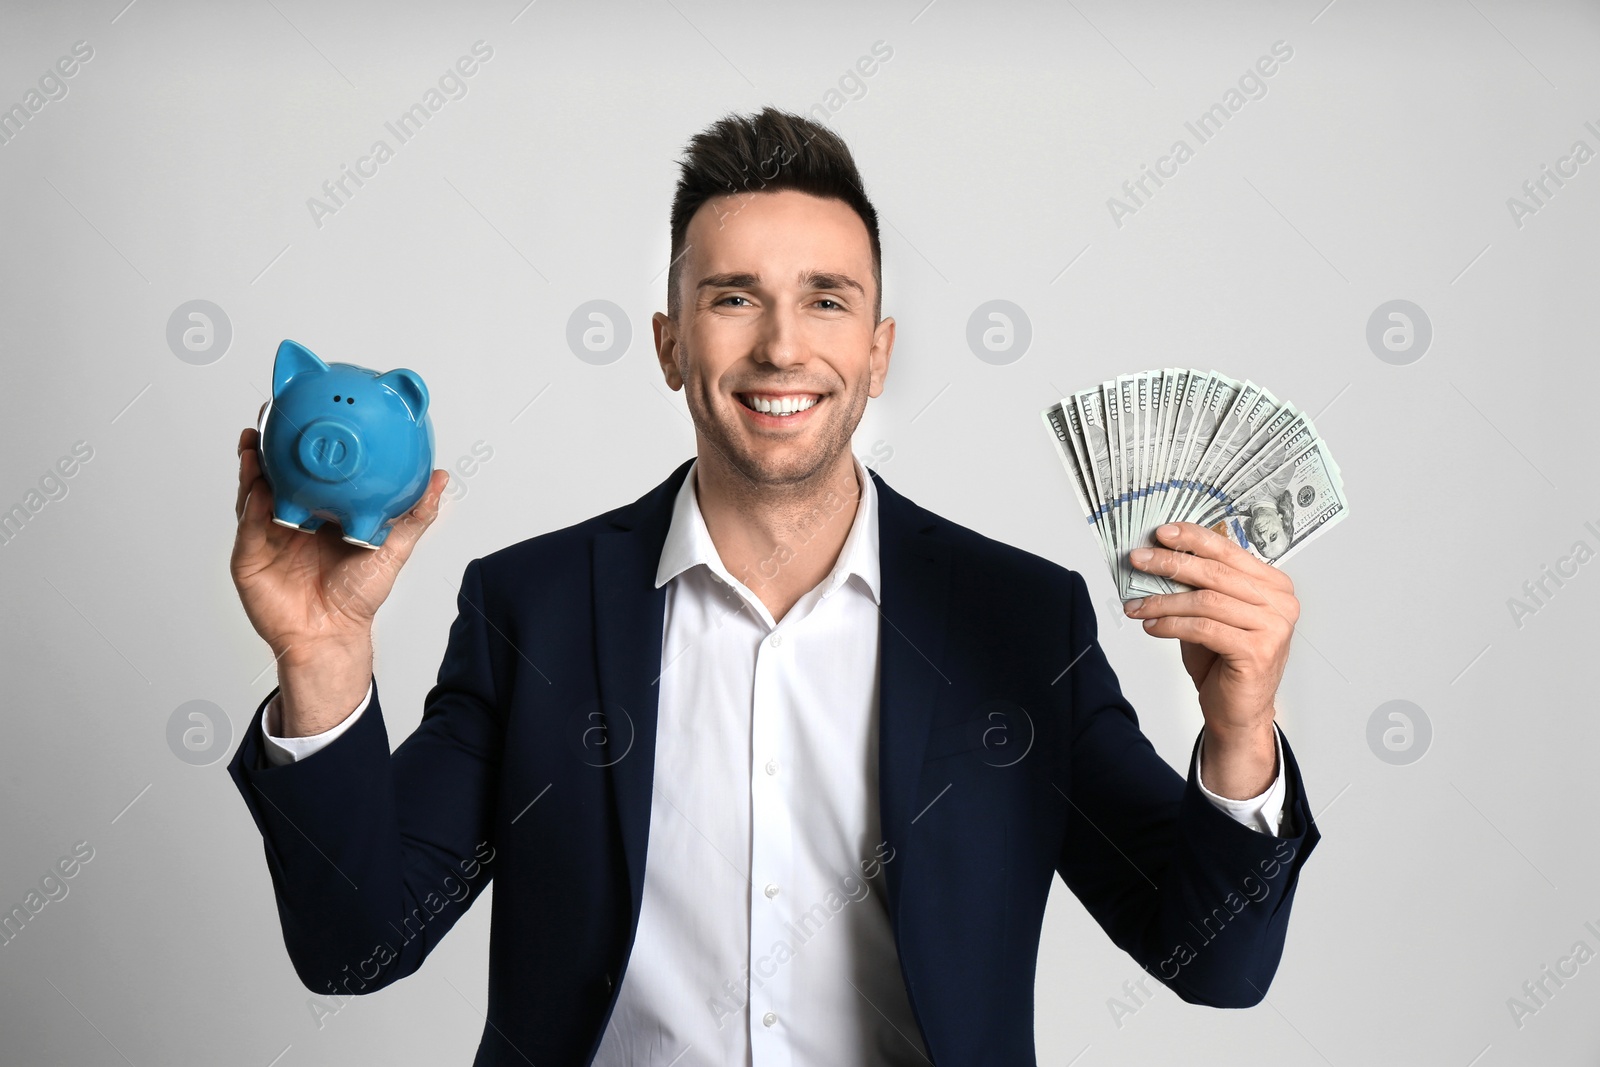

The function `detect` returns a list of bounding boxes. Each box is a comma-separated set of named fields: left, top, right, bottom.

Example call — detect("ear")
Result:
left=273, top=340, right=330, bottom=396
left=651, top=311, right=682, bottom=390
left=377, top=368, right=430, bottom=420
left=868, top=316, right=895, bottom=398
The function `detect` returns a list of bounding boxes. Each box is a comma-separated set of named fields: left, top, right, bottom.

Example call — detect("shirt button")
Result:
left=765, top=759, right=778, bottom=776
left=769, top=632, right=782, bottom=647
left=764, top=883, right=779, bottom=898
left=762, top=1011, right=778, bottom=1027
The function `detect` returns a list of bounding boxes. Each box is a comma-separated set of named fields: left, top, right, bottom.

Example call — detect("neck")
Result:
left=692, top=445, right=864, bottom=623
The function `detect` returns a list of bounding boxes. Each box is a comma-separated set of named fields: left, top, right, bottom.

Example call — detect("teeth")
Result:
left=743, top=394, right=818, bottom=416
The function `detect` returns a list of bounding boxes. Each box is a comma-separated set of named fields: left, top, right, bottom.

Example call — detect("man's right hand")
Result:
left=232, top=403, right=449, bottom=737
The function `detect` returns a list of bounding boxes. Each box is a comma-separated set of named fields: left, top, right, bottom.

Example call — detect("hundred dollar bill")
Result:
left=1127, top=370, right=1175, bottom=595
left=1042, top=402, right=1117, bottom=576
left=1042, top=404, right=1094, bottom=522
left=1105, top=378, right=1126, bottom=593
left=1197, top=436, right=1349, bottom=568
left=1101, top=382, right=1126, bottom=593
left=1131, top=373, right=1153, bottom=584
left=1074, top=388, right=1120, bottom=588
left=1185, top=379, right=1263, bottom=523
left=1169, top=373, right=1238, bottom=528
left=1203, top=385, right=1285, bottom=503
left=1139, top=369, right=1185, bottom=594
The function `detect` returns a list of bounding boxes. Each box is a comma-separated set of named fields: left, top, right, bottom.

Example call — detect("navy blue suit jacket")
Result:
left=229, top=458, right=1320, bottom=1065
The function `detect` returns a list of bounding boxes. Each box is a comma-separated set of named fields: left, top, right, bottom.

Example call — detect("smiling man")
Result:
left=229, top=108, right=1320, bottom=1066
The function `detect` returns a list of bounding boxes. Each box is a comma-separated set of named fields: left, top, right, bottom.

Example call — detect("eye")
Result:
left=815, top=298, right=844, bottom=310
left=716, top=294, right=751, bottom=307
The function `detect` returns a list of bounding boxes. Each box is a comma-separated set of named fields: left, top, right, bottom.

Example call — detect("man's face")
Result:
left=1247, top=503, right=1290, bottom=559
left=653, top=189, right=894, bottom=488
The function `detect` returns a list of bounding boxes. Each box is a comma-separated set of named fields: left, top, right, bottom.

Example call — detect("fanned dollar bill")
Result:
left=1040, top=369, right=1349, bottom=600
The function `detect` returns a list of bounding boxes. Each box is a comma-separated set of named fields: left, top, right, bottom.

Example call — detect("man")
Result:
left=229, top=108, right=1319, bottom=1066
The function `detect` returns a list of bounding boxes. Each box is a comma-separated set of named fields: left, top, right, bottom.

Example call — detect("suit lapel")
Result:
left=871, top=469, right=952, bottom=929
left=593, top=459, right=693, bottom=917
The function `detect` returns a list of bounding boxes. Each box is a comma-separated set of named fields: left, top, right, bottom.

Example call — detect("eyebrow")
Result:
left=695, top=270, right=866, bottom=298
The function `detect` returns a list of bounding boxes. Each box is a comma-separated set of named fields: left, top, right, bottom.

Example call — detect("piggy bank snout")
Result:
left=295, top=418, right=367, bottom=482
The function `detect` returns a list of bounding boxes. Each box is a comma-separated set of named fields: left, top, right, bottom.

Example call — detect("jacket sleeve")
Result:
left=227, top=557, right=503, bottom=998
left=1053, top=569, right=1320, bottom=1007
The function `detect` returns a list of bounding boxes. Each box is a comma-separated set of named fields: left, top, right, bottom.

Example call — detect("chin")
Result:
left=726, top=436, right=843, bottom=485
left=739, top=450, right=832, bottom=486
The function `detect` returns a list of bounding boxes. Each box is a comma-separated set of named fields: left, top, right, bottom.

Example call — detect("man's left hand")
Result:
left=1123, top=521, right=1299, bottom=797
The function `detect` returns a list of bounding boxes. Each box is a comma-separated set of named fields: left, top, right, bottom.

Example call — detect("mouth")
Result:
left=735, top=391, right=824, bottom=422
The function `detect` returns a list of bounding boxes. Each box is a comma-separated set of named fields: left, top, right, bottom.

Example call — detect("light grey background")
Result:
left=2, top=0, right=1597, bottom=1063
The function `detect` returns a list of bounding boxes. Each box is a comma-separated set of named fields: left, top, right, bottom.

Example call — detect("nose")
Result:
left=296, top=418, right=366, bottom=482
left=753, top=302, right=803, bottom=369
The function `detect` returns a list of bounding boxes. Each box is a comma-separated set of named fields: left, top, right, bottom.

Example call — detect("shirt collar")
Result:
left=653, top=453, right=881, bottom=605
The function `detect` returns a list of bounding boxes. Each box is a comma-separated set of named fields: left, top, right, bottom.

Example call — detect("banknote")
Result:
left=1197, top=436, right=1349, bottom=568
left=1042, top=369, right=1348, bottom=600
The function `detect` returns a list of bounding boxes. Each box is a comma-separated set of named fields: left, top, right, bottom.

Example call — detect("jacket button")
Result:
left=604, top=972, right=614, bottom=993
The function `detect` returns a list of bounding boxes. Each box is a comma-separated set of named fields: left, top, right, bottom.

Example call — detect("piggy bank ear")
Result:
left=377, top=368, right=430, bottom=420
left=273, top=340, right=330, bottom=396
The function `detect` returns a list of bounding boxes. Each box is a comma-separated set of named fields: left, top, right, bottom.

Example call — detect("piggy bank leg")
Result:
left=339, top=513, right=389, bottom=550
left=271, top=500, right=324, bottom=534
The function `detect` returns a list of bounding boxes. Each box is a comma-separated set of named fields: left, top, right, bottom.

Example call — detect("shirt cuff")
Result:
left=1196, top=724, right=1287, bottom=836
left=260, top=679, right=374, bottom=767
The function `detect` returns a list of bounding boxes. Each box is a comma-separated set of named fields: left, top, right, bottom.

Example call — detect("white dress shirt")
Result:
left=261, top=455, right=1286, bottom=1064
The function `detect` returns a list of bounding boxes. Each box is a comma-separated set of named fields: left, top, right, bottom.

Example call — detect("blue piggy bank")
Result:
left=257, top=339, right=435, bottom=549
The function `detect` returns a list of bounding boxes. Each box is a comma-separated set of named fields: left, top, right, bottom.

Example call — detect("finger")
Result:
left=1155, top=521, right=1290, bottom=589
left=1137, top=613, right=1253, bottom=655
left=1125, top=587, right=1265, bottom=631
left=236, top=439, right=264, bottom=522
left=1129, top=543, right=1277, bottom=605
left=233, top=474, right=273, bottom=562
left=378, top=470, right=450, bottom=565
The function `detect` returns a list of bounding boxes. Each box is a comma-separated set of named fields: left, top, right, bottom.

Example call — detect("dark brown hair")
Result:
left=667, top=107, right=882, bottom=322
